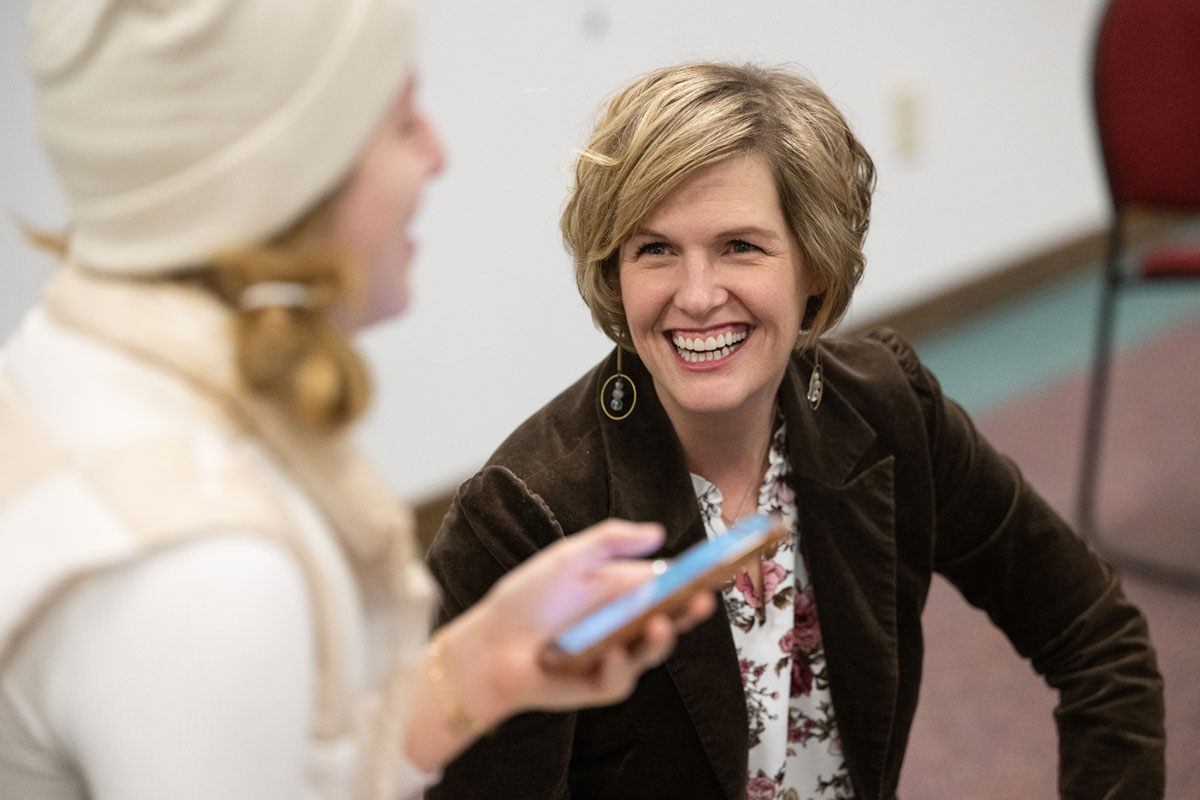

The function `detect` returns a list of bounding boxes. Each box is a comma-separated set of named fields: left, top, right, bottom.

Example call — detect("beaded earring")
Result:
left=600, top=348, right=637, bottom=421
left=807, top=344, right=823, bottom=411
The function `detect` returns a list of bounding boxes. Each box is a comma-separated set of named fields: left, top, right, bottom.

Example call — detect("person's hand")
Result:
left=441, top=519, right=715, bottom=727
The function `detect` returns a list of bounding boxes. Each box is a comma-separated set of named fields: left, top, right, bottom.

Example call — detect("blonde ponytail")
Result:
left=207, top=237, right=371, bottom=434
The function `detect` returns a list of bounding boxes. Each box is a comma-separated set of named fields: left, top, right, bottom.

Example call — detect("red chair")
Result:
left=1077, top=0, right=1200, bottom=590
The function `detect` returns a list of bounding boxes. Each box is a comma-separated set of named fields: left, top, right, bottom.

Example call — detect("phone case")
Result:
left=540, top=513, right=788, bottom=672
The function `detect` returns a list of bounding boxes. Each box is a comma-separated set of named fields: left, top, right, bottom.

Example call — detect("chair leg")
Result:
left=1076, top=233, right=1200, bottom=593
left=1075, top=247, right=1119, bottom=543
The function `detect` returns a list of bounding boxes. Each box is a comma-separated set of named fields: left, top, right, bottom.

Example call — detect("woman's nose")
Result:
left=674, top=255, right=726, bottom=317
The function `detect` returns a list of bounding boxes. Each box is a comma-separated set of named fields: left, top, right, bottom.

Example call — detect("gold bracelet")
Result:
left=426, top=629, right=493, bottom=738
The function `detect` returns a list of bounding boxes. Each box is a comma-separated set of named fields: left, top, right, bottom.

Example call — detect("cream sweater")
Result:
left=0, top=268, right=435, bottom=799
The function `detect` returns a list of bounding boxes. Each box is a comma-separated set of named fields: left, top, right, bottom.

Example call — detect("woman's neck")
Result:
left=662, top=389, right=778, bottom=506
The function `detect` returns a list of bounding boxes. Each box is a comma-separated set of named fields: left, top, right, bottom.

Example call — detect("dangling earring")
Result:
left=601, top=347, right=637, bottom=421
left=801, top=292, right=825, bottom=411
left=807, top=344, right=823, bottom=411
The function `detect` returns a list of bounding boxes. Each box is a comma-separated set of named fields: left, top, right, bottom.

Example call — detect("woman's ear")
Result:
left=802, top=292, right=825, bottom=329
left=800, top=263, right=829, bottom=329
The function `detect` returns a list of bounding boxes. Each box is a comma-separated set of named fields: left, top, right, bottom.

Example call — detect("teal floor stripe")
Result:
left=911, top=269, right=1200, bottom=418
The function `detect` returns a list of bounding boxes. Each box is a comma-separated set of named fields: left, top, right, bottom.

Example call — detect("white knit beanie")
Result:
left=28, top=0, right=415, bottom=274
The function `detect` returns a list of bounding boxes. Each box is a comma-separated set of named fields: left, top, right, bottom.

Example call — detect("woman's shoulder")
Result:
left=810, top=326, right=938, bottom=404
left=1, top=534, right=314, bottom=797
left=820, top=326, right=925, bottom=377
left=786, top=327, right=949, bottom=449
left=4, top=301, right=238, bottom=452
left=483, top=358, right=609, bottom=479
left=449, top=358, right=614, bottom=537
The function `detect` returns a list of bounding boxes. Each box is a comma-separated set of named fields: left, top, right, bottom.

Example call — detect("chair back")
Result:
left=1093, top=0, right=1200, bottom=212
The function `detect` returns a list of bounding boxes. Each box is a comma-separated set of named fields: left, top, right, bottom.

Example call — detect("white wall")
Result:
left=1, top=0, right=1108, bottom=502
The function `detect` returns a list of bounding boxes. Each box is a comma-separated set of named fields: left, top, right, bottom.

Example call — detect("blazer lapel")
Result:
left=597, top=349, right=749, bottom=800
left=782, top=353, right=898, bottom=800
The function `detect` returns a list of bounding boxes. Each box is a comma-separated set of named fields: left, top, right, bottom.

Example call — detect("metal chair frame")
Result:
left=1076, top=222, right=1200, bottom=593
left=1076, top=0, right=1200, bottom=593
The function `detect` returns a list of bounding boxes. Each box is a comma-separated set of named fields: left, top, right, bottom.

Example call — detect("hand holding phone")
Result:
left=540, top=513, right=788, bottom=671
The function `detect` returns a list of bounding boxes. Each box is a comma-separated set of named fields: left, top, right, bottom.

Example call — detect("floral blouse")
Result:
left=692, top=420, right=855, bottom=800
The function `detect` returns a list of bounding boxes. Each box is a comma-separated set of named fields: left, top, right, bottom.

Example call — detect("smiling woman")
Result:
left=618, top=154, right=807, bottom=430
left=425, top=62, right=1164, bottom=800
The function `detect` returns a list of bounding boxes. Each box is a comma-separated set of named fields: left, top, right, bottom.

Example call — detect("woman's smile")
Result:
left=669, top=325, right=750, bottom=365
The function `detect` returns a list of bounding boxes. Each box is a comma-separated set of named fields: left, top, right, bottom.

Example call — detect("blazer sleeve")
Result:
left=423, top=465, right=576, bottom=800
left=875, top=330, right=1165, bottom=799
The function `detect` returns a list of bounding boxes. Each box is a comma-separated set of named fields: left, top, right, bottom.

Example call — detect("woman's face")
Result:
left=618, top=153, right=818, bottom=424
left=329, top=75, right=445, bottom=330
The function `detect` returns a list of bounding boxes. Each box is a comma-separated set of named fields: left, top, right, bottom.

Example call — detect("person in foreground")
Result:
left=0, top=2, right=714, bottom=798
left=425, top=62, right=1165, bottom=799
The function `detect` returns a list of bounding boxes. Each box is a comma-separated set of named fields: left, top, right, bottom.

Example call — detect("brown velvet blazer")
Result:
left=425, top=329, right=1164, bottom=800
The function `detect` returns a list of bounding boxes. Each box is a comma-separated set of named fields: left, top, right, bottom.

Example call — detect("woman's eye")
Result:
left=635, top=242, right=669, bottom=257
left=730, top=239, right=759, bottom=254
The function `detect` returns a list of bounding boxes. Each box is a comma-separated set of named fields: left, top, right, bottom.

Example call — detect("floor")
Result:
left=912, top=264, right=1200, bottom=419
left=896, top=253, right=1200, bottom=799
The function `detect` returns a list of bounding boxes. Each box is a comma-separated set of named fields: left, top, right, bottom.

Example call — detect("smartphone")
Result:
left=540, top=513, right=789, bottom=671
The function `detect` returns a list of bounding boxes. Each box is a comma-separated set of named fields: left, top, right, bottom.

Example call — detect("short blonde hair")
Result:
left=562, top=62, right=875, bottom=350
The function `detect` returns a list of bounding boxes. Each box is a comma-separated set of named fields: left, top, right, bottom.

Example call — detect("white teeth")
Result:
left=671, top=329, right=748, bottom=361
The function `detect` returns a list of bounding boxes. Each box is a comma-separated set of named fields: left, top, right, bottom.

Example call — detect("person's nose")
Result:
left=420, top=112, right=447, bottom=176
left=674, top=253, right=727, bottom=318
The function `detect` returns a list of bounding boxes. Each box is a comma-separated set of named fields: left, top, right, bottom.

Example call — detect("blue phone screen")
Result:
left=554, top=514, right=775, bottom=654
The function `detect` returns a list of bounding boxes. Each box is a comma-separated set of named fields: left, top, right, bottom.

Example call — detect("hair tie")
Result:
left=239, top=281, right=314, bottom=311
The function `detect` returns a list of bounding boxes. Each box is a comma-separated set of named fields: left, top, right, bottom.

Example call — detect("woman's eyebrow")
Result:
left=628, top=226, right=782, bottom=241
left=718, top=226, right=782, bottom=242
left=628, top=227, right=668, bottom=240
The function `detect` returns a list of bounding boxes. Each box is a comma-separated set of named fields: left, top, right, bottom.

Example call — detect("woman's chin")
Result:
left=658, top=384, right=754, bottom=419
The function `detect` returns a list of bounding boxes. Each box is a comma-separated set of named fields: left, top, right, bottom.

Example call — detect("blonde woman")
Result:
left=426, top=62, right=1164, bottom=799
left=0, top=3, right=712, bottom=798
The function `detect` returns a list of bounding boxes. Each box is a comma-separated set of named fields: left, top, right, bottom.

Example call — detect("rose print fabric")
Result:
left=692, top=421, right=855, bottom=800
